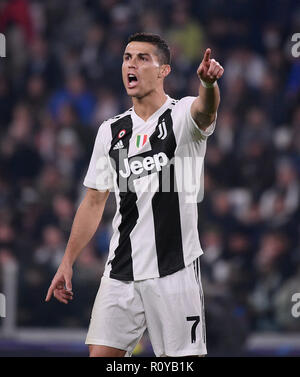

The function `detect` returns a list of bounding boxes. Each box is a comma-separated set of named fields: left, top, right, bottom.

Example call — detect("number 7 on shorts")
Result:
left=186, top=316, right=200, bottom=343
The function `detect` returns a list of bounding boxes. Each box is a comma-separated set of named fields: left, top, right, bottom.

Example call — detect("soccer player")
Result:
left=45, top=32, right=224, bottom=357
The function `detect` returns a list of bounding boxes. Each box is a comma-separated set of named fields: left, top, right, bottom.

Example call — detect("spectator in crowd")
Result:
left=248, top=232, right=293, bottom=330
left=34, top=225, right=66, bottom=271
left=49, top=73, right=97, bottom=125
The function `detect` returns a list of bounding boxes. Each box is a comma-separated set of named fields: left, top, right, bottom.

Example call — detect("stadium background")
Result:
left=0, top=0, right=300, bottom=357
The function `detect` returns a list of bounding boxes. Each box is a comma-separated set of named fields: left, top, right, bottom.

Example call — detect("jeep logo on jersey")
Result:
left=119, top=152, right=168, bottom=178
left=157, top=119, right=167, bottom=140
left=136, top=134, right=148, bottom=149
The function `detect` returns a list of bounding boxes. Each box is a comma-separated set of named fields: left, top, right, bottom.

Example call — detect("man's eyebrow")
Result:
left=123, top=52, right=151, bottom=58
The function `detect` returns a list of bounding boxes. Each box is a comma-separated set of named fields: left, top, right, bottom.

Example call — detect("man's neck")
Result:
left=132, top=91, right=168, bottom=121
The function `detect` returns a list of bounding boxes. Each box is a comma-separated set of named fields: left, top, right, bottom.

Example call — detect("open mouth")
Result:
left=128, top=73, right=138, bottom=88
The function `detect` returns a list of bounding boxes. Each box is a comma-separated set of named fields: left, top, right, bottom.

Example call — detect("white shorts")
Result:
left=85, top=257, right=207, bottom=357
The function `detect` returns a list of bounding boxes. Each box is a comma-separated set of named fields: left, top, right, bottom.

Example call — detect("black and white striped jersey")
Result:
left=83, top=95, right=216, bottom=281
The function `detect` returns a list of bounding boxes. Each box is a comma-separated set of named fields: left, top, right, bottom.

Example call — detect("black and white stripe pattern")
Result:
left=84, top=95, right=215, bottom=282
left=108, top=107, right=185, bottom=280
left=109, top=115, right=137, bottom=280
left=193, top=257, right=206, bottom=345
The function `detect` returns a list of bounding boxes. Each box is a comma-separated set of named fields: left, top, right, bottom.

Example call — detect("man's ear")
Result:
left=158, top=64, right=171, bottom=78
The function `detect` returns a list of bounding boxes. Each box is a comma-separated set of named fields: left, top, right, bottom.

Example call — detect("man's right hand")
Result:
left=45, top=263, right=74, bottom=304
left=44, top=188, right=110, bottom=305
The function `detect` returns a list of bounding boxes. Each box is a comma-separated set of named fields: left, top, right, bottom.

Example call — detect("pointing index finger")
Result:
left=203, top=48, right=211, bottom=62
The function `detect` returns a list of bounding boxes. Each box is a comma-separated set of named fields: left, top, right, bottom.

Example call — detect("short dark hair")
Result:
left=127, top=32, right=171, bottom=65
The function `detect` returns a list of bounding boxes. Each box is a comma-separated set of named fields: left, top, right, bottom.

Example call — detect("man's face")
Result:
left=122, top=41, right=167, bottom=98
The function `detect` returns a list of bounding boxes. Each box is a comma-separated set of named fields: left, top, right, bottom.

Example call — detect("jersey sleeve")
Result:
left=178, top=96, right=217, bottom=142
left=83, top=122, right=114, bottom=192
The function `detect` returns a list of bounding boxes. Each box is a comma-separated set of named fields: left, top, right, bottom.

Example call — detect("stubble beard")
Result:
left=128, top=86, right=155, bottom=100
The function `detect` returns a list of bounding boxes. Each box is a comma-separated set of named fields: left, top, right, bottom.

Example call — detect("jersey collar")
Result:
left=131, top=95, right=173, bottom=124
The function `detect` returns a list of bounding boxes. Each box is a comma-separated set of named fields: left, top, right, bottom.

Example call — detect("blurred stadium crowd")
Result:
left=0, top=0, right=300, bottom=355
